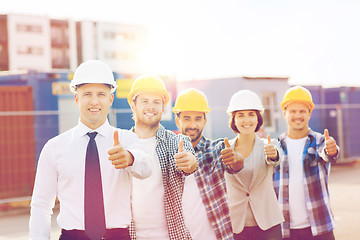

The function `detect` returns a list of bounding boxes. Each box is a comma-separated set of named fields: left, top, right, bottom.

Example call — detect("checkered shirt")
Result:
left=130, top=125, right=195, bottom=240
left=273, top=128, right=339, bottom=238
left=194, top=136, right=236, bottom=240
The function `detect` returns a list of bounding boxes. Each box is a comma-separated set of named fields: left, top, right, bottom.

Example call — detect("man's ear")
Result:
left=130, top=101, right=136, bottom=112
left=75, top=94, right=79, bottom=104
left=110, top=94, right=114, bottom=105
left=175, top=115, right=181, bottom=129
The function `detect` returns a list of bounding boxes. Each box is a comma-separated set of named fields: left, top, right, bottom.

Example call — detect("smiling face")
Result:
left=131, top=92, right=165, bottom=129
left=283, top=102, right=311, bottom=138
left=75, top=83, right=114, bottom=129
left=233, top=110, right=258, bottom=135
left=176, top=111, right=207, bottom=148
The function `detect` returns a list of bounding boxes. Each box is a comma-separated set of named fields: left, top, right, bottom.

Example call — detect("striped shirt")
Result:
left=194, top=136, right=236, bottom=240
left=131, top=125, right=195, bottom=240
left=273, top=128, right=339, bottom=238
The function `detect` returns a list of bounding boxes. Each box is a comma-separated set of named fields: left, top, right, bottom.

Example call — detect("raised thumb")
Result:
left=113, top=130, right=119, bottom=146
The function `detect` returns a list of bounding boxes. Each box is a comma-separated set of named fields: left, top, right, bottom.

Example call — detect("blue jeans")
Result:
left=234, top=224, right=282, bottom=240
left=283, top=228, right=335, bottom=240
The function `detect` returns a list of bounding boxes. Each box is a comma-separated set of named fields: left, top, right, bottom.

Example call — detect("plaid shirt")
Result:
left=131, top=125, right=195, bottom=240
left=273, top=128, right=339, bottom=238
left=194, top=136, right=236, bottom=240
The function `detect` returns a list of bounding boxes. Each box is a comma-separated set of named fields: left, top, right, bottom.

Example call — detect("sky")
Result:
left=2, top=0, right=360, bottom=87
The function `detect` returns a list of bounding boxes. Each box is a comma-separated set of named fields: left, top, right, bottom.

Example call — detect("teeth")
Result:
left=145, top=113, right=154, bottom=116
left=89, top=108, right=99, bottom=112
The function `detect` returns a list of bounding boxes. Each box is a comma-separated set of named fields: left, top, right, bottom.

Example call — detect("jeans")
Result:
left=234, top=224, right=282, bottom=240
left=283, top=227, right=335, bottom=240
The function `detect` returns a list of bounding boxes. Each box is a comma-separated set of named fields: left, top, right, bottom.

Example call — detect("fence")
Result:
left=1, top=103, right=359, bottom=201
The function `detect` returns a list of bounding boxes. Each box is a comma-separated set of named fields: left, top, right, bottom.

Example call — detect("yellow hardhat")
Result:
left=127, top=74, right=170, bottom=106
left=173, top=88, right=211, bottom=114
left=281, top=85, right=315, bottom=111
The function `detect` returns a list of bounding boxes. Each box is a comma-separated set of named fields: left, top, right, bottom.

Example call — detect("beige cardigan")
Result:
left=225, top=135, right=284, bottom=233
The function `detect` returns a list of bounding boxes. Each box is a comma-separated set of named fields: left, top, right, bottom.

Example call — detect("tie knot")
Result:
left=87, top=132, right=98, bottom=140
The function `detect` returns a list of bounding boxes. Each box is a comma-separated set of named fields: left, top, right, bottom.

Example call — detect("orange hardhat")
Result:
left=173, top=88, right=210, bottom=114
left=281, top=86, right=314, bottom=112
left=127, top=74, right=170, bottom=106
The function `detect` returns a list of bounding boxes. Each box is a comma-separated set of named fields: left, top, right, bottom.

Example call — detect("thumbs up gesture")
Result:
left=174, top=139, right=197, bottom=173
left=264, top=134, right=278, bottom=160
left=108, top=130, right=134, bottom=169
left=220, top=137, right=244, bottom=171
left=324, top=129, right=337, bottom=156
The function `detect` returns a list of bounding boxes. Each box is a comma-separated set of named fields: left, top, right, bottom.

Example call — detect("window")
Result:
left=16, top=24, right=42, bottom=33
left=52, top=48, right=70, bottom=69
left=104, top=31, right=116, bottom=39
left=104, top=51, right=116, bottom=59
left=261, top=92, right=276, bottom=132
left=17, top=45, right=43, bottom=55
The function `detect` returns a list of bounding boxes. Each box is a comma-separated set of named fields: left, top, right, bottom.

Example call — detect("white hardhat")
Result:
left=226, top=90, right=264, bottom=114
left=69, top=60, right=117, bottom=93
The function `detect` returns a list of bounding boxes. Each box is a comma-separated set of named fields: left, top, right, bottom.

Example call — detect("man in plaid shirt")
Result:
left=273, top=86, right=340, bottom=240
left=173, top=88, right=243, bottom=240
left=128, top=75, right=197, bottom=240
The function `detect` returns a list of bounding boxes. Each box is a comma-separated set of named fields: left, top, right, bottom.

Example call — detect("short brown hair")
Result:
left=229, top=110, right=263, bottom=133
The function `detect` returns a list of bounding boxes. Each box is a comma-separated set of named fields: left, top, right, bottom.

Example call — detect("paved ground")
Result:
left=0, top=161, right=359, bottom=240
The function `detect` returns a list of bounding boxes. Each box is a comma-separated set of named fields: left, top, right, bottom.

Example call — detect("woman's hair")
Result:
left=229, top=110, right=263, bottom=133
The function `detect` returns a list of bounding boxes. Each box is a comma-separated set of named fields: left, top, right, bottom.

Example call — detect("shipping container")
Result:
left=0, top=86, right=35, bottom=199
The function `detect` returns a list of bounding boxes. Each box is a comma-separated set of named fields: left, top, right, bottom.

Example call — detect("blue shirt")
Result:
left=273, top=128, right=339, bottom=238
left=194, top=136, right=237, bottom=240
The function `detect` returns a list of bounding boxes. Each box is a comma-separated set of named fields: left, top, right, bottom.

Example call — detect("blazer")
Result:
left=225, top=135, right=284, bottom=233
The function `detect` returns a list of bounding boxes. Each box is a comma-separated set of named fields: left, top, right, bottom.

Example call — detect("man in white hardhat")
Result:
left=173, top=88, right=243, bottom=240
left=29, top=60, right=151, bottom=240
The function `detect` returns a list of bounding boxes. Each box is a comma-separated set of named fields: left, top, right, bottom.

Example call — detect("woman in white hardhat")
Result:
left=221, top=90, right=284, bottom=240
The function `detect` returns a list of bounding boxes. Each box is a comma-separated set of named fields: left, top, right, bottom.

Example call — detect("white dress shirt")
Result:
left=29, top=120, right=151, bottom=240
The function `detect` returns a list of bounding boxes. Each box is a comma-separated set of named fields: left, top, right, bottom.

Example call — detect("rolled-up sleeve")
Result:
left=122, top=131, right=152, bottom=179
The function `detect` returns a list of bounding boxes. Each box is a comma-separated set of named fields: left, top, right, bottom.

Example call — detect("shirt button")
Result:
left=246, top=193, right=250, bottom=197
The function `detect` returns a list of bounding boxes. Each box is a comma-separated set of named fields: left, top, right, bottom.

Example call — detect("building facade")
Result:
left=0, top=13, right=149, bottom=76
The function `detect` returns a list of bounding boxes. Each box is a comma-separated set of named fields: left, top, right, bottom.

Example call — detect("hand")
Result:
left=108, top=130, right=134, bottom=169
left=324, top=129, right=337, bottom=156
left=221, top=137, right=244, bottom=171
left=174, top=139, right=197, bottom=173
left=264, top=134, right=278, bottom=160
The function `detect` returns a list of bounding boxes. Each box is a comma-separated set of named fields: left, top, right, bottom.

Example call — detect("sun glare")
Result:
left=142, top=25, right=185, bottom=76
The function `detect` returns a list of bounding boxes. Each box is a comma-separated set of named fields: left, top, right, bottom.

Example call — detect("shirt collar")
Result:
left=194, top=136, right=207, bottom=152
left=155, top=124, right=166, bottom=141
left=77, top=119, right=111, bottom=138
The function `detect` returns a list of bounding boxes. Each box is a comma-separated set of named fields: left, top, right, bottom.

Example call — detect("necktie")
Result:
left=85, top=132, right=106, bottom=240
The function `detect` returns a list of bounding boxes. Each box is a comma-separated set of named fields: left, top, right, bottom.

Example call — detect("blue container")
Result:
left=0, top=71, right=59, bottom=163
left=324, top=87, right=360, bottom=159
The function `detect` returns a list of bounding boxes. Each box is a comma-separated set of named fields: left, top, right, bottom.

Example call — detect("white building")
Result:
left=0, top=13, right=149, bottom=76
left=7, top=14, right=51, bottom=71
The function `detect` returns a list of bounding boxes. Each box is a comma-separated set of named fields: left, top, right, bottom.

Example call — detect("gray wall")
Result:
left=177, top=77, right=290, bottom=140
